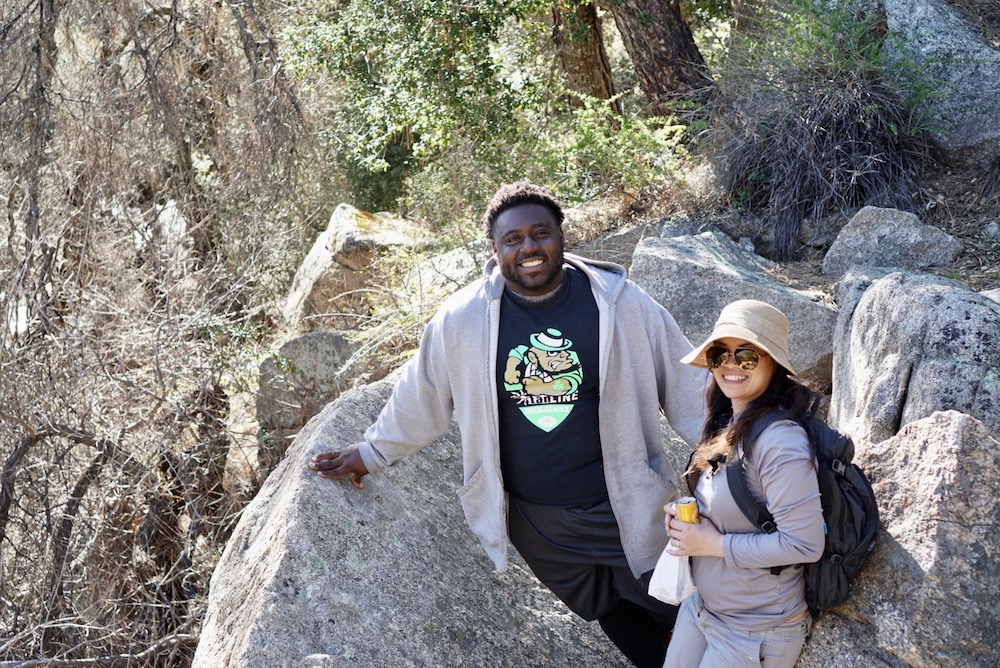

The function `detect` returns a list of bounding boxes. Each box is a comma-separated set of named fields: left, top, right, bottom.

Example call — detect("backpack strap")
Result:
left=725, top=408, right=799, bottom=574
left=806, top=395, right=822, bottom=418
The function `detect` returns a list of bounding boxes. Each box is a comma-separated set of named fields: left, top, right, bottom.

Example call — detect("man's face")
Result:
left=491, top=203, right=565, bottom=297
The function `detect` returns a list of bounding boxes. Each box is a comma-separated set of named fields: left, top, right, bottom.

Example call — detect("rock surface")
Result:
left=630, top=231, right=837, bottom=389
left=882, top=0, right=1000, bottom=165
left=821, top=206, right=962, bottom=278
left=396, top=242, right=487, bottom=317
left=831, top=271, right=1000, bottom=444
left=283, top=204, right=427, bottom=330
left=800, top=411, right=1000, bottom=668
left=256, top=331, right=360, bottom=469
left=194, top=377, right=631, bottom=668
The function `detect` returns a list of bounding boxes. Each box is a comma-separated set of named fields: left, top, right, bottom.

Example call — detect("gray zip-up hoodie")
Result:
left=357, top=253, right=708, bottom=576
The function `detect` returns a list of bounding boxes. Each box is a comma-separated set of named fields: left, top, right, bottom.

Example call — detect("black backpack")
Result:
left=726, top=404, right=879, bottom=615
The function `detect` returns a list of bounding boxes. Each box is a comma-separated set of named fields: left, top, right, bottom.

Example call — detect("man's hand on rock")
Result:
left=309, top=444, right=369, bottom=489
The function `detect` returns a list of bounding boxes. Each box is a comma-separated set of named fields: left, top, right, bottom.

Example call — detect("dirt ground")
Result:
left=922, top=166, right=1000, bottom=291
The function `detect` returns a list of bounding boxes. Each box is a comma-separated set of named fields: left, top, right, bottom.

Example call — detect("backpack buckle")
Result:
left=832, top=459, right=847, bottom=476
left=760, top=520, right=777, bottom=533
left=829, top=554, right=843, bottom=565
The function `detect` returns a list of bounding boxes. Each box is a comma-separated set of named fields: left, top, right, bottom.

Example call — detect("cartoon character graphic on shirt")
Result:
left=503, top=328, right=582, bottom=432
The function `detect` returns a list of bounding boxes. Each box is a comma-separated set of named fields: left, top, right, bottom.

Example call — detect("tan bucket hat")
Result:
left=680, top=299, right=795, bottom=374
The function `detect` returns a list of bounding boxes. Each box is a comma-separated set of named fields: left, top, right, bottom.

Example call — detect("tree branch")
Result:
left=0, top=433, right=41, bottom=544
left=41, top=431, right=116, bottom=648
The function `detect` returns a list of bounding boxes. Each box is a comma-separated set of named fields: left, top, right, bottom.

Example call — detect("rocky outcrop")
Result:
left=256, top=331, right=360, bottom=470
left=881, top=0, right=1000, bottom=165
left=283, top=204, right=427, bottom=330
left=630, top=230, right=837, bottom=389
left=208, top=206, right=1000, bottom=667
left=194, top=377, right=630, bottom=668
left=821, top=207, right=962, bottom=278
left=799, top=410, right=1000, bottom=668
left=830, top=271, right=1000, bottom=445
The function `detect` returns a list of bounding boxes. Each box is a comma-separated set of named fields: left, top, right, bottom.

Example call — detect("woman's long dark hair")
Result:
left=684, top=365, right=816, bottom=494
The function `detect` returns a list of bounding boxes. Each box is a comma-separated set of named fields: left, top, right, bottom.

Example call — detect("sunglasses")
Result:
left=705, top=346, right=769, bottom=370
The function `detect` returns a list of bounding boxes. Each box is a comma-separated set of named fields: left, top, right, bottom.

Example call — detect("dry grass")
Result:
left=713, top=74, right=935, bottom=263
left=705, top=0, right=940, bottom=262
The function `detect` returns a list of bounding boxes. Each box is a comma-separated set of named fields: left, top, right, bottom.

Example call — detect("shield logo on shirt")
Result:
left=501, top=328, right=582, bottom=432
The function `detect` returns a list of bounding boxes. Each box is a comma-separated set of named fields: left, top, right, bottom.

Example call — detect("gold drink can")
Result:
left=675, top=497, right=701, bottom=524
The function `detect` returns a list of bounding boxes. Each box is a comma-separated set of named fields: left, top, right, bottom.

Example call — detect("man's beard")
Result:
left=500, top=255, right=563, bottom=295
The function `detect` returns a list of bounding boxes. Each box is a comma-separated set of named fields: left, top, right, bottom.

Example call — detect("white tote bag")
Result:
left=647, top=546, right=696, bottom=606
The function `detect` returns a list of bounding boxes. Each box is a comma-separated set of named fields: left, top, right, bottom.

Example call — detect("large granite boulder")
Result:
left=194, top=376, right=633, bottom=668
left=283, top=204, right=427, bottom=330
left=799, top=410, right=1000, bottom=667
left=881, top=0, right=1000, bottom=166
left=630, top=231, right=837, bottom=390
left=830, top=271, right=1000, bottom=444
left=821, top=207, right=962, bottom=278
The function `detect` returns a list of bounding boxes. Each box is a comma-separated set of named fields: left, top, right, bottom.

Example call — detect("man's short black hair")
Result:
left=482, top=181, right=565, bottom=238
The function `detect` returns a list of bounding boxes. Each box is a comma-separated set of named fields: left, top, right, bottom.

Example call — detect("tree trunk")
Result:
left=551, top=2, right=620, bottom=114
left=600, top=0, right=714, bottom=113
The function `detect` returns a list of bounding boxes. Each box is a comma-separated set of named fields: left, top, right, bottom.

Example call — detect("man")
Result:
left=310, top=182, right=706, bottom=667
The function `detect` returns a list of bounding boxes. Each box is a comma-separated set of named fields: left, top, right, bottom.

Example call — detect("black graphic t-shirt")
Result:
left=496, top=266, right=606, bottom=505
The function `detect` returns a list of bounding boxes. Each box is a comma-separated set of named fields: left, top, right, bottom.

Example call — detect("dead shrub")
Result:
left=710, top=0, right=937, bottom=260
left=0, top=1, right=315, bottom=665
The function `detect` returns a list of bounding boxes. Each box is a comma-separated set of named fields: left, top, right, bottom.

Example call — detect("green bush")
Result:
left=283, top=1, right=536, bottom=210
left=282, top=0, right=695, bottom=233
left=525, top=92, right=691, bottom=199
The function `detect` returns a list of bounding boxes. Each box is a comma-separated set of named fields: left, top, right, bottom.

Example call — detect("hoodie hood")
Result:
left=482, top=252, right=627, bottom=303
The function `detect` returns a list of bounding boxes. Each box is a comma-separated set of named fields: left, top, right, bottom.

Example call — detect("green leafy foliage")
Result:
left=524, top=91, right=690, bottom=199
left=282, top=0, right=692, bottom=220
left=284, top=1, right=536, bottom=180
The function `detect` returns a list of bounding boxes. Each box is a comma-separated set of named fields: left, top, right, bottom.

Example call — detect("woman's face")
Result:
left=707, top=337, right=775, bottom=414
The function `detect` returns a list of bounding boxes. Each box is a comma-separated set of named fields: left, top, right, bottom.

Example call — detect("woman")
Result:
left=662, top=299, right=825, bottom=668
